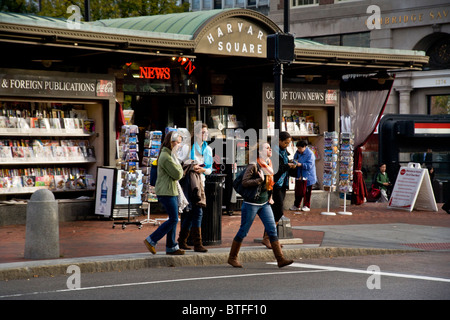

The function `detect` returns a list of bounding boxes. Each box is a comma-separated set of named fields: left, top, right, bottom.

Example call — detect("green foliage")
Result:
left=0, top=0, right=39, bottom=13
left=2, top=0, right=189, bottom=20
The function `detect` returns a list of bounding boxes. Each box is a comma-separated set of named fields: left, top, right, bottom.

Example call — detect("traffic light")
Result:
left=267, top=33, right=295, bottom=63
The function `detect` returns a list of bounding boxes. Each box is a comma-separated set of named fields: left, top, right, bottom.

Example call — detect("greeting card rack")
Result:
left=140, top=130, right=162, bottom=225
left=113, top=125, right=142, bottom=229
left=321, top=131, right=338, bottom=216
left=337, top=132, right=354, bottom=215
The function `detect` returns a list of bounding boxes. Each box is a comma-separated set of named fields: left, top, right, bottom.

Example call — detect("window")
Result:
left=429, top=95, right=450, bottom=115
left=192, top=0, right=200, bottom=10
left=309, top=35, right=340, bottom=46
left=304, top=32, right=370, bottom=48
left=342, top=32, right=370, bottom=47
left=292, top=0, right=318, bottom=8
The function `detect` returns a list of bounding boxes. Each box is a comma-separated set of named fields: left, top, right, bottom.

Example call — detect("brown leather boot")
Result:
left=177, top=227, right=192, bottom=250
left=191, top=227, right=208, bottom=252
left=271, top=241, right=293, bottom=268
left=228, top=240, right=243, bottom=268
left=261, top=231, right=272, bottom=249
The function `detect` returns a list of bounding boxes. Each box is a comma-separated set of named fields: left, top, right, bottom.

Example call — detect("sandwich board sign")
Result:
left=388, top=163, right=438, bottom=212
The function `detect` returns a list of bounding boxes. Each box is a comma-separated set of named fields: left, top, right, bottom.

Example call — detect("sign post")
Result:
left=388, top=163, right=438, bottom=212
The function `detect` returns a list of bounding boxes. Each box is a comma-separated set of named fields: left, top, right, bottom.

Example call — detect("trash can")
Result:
left=201, top=174, right=226, bottom=245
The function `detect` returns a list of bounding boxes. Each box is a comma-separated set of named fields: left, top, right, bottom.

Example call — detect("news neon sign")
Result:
left=127, top=57, right=196, bottom=80
left=139, top=67, right=170, bottom=79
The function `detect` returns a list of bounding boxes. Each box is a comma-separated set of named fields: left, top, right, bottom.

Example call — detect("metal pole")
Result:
left=273, top=0, right=290, bottom=132
left=274, top=63, right=283, bottom=131
left=284, top=0, right=290, bottom=33
left=85, top=0, right=90, bottom=22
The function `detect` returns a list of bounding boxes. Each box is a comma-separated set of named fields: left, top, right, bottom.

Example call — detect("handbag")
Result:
left=177, top=181, right=189, bottom=213
left=368, top=184, right=381, bottom=202
left=233, top=165, right=262, bottom=202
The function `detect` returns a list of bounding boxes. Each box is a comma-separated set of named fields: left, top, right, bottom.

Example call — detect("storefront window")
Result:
left=429, top=95, right=450, bottom=115
left=121, top=58, right=197, bottom=95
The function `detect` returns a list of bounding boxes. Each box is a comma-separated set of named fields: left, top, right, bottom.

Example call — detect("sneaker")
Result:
left=301, top=206, right=310, bottom=212
left=143, top=239, right=156, bottom=254
left=289, top=205, right=300, bottom=211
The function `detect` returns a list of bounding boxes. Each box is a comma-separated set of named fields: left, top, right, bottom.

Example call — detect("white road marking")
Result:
left=274, top=262, right=450, bottom=283
left=0, top=269, right=328, bottom=299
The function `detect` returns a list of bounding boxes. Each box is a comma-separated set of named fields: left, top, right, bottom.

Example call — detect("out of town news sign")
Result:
left=196, top=17, right=271, bottom=58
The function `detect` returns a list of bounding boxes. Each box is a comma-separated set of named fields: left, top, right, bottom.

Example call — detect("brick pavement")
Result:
left=0, top=202, right=449, bottom=264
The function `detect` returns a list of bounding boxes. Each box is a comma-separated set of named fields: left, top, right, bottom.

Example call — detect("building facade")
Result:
left=271, top=0, right=450, bottom=195
left=187, top=0, right=270, bottom=15
left=270, top=0, right=450, bottom=116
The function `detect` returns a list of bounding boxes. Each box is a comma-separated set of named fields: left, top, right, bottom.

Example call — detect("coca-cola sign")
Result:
left=96, top=80, right=115, bottom=97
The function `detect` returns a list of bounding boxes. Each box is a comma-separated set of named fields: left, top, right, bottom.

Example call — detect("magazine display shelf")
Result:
left=0, top=129, right=97, bottom=196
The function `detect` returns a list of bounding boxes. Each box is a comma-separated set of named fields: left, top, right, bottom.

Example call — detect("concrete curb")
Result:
left=0, top=246, right=417, bottom=281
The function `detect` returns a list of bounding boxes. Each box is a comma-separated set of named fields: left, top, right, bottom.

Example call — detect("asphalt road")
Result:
left=1, top=251, right=449, bottom=306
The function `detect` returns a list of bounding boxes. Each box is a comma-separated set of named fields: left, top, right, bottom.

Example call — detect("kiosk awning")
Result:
left=0, top=9, right=428, bottom=72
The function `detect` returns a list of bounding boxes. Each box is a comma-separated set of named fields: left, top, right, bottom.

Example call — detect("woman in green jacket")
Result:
left=144, top=131, right=185, bottom=255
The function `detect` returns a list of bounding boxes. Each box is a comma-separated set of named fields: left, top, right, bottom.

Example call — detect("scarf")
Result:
left=257, top=157, right=274, bottom=191
left=190, top=141, right=213, bottom=171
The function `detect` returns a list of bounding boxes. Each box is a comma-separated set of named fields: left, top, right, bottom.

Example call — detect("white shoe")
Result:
left=301, top=206, right=310, bottom=212
left=289, top=205, right=300, bottom=211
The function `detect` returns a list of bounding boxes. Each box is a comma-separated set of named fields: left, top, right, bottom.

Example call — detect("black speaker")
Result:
left=267, top=33, right=295, bottom=63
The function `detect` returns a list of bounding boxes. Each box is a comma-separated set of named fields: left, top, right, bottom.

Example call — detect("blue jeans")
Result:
left=234, top=202, right=278, bottom=243
left=147, top=196, right=180, bottom=253
left=181, top=204, right=203, bottom=229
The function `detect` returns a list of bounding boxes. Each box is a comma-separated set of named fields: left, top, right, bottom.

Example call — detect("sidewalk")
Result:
left=1, top=202, right=449, bottom=280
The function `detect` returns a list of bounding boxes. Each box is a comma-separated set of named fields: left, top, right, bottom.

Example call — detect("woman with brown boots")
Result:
left=177, top=123, right=211, bottom=253
left=228, top=142, right=294, bottom=268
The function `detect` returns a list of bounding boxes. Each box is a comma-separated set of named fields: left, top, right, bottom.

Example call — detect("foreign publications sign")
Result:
left=388, top=163, right=438, bottom=212
left=0, top=73, right=115, bottom=98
